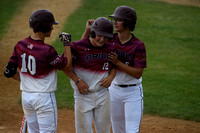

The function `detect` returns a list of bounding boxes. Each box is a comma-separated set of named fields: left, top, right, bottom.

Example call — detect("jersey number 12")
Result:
left=102, top=62, right=109, bottom=70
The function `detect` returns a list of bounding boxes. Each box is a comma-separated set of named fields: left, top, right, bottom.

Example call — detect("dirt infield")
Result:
left=0, top=0, right=200, bottom=132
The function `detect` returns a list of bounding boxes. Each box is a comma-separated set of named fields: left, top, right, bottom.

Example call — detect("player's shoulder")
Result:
left=132, top=35, right=145, bottom=45
left=105, top=42, right=115, bottom=53
left=105, top=41, right=115, bottom=49
left=110, top=33, right=118, bottom=43
left=72, top=38, right=90, bottom=49
left=17, top=36, right=49, bottom=45
left=21, top=37, right=56, bottom=52
left=16, top=37, right=29, bottom=45
left=74, top=38, right=89, bottom=45
left=14, top=37, right=30, bottom=50
left=131, top=36, right=146, bottom=52
left=113, top=33, right=118, bottom=39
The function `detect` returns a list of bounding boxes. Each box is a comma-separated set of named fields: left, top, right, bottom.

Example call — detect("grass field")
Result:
left=0, top=0, right=27, bottom=40
left=1, top=0, right=200, bottom=122
left=54, top=0, right=200, bottom=122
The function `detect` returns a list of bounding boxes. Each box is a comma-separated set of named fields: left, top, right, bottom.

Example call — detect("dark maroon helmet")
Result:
left=29, top=9, right=59, bottom=33
left=91, top=17, right=113, bottom=38
left=109, top=6, right=137, bottom=31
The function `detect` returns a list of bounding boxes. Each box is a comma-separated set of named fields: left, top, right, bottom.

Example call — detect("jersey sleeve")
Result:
left=48, top=46, right=68, bottom=70
left=71, top=42, right=80, bottom=61
left=9, top=44, right=19, bottom=66
left=133, top=43, right=147, bottom=68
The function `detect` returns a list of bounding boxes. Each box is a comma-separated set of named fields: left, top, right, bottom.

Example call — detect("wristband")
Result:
left=76, top=79, right=81, bottom=85
left=64, top=43, right=71, bottom=46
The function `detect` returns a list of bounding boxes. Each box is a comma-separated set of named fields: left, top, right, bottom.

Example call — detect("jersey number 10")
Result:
left=21, top=53, right=36, bottom=75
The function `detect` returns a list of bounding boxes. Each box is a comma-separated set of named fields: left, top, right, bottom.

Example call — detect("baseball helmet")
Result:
left=29, top=9, right=59, bottom=33
left=91, top=17, right=113, bottom=38
left=109, top=6, right=137, bottom=31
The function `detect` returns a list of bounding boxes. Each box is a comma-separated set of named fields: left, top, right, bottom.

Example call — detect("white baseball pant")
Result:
left=74, top=91, right=111, bottom=133
left=22, top=91, right=57, bottom=133
left=109, top=83, right=143, bottom=133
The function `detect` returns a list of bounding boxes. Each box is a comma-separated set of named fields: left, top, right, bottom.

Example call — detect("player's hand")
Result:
left=59, top=32, right=71, bottom=46
left=108, top=52, right=120, bottom=65
left=100, top=76, right=113, bottom=88
left=77, top=80, right=90, bottom=95
left=86, top=19, right=95, bottom=30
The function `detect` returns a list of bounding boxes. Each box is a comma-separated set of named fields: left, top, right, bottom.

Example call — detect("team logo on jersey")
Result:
left=27, top=43, right=33, bottom=49
left=50, top=54, right=61, bottom=65
left=116, top=49, right=130, bottom=60
left=86, top=53, right=108, bottom=61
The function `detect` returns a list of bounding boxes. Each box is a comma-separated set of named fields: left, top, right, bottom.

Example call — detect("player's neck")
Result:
left=118, top=30, right=132, bottom=44
left=31, top=32, right=45, bottom=41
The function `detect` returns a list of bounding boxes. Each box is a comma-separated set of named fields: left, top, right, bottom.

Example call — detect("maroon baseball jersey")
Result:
left=70, top=38, right=115, bottom=94
left=9, top=37, right=67, bottom=92
left=111, top=33, right=147, bottom=84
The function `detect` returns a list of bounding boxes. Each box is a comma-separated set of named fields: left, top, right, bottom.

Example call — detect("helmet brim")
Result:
left=109, top=14, right=123, bottom=19
left=95, top=30, right=113, bottom=38
left=53, top=21, right=59, bottom=25
left=109, top=14, right=114, bottom=18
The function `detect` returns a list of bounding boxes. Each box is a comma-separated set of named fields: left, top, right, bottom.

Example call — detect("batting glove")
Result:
left=59, top=32, right=71, bottom=46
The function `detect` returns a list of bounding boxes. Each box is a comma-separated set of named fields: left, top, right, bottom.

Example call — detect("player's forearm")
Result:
left=64, top=46, right=72, bottom=69
left=64, top=69, right=80, bottom=84
left=12, top=71, right=20, bottom=81
left=81, top=28, right=90, bottom=39
left=108, top=67, right=116, bottom=80
left=81, top=19, right=94, bottom=39
left=116, top=61, right=143, bottom=79
left=59, top=32, right=72, bottom=70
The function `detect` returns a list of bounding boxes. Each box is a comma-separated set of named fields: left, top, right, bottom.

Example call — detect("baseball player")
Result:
left=4, top=9, right=71, bottom=132
left=63, top=17, right=115, bottom=133
left=108, top=6, right=147, bottom=133
left=81, top=6, right=147, bottom=133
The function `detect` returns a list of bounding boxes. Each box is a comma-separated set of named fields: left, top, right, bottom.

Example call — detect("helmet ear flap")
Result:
left=91, top=30, right=96, bottom=38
